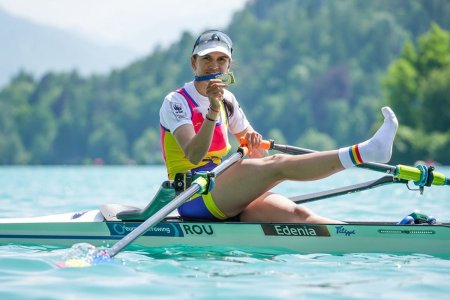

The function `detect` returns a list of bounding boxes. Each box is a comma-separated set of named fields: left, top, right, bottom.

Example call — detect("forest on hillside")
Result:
left=1, top=0, right=449, bottom=165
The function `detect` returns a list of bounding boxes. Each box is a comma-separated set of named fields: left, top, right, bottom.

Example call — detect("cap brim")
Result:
left=194, top=45, right=231, bottom=59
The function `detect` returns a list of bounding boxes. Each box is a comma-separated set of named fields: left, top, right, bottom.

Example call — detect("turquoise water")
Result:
left=1, top=166, right=450, bottom=299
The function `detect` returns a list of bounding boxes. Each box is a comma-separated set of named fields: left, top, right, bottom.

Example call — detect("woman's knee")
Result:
left=261, top=154, right=290, bottom=178
left=293, top=205, right=315, bottom=221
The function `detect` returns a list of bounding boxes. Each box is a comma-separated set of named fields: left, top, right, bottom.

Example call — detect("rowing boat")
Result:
left=1, top=141, right=449, bottom=260
left=1, top=208, right=449, bottom=258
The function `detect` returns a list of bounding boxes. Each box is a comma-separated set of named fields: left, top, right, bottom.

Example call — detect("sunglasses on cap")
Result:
left=192, top=30, right=233, bottom=56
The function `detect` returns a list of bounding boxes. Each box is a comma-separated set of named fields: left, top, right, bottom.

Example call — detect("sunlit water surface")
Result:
left=1, top=166, right=449, bottom=299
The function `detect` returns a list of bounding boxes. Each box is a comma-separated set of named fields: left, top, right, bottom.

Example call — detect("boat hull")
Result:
left=0, top=211, right=449, bottom=257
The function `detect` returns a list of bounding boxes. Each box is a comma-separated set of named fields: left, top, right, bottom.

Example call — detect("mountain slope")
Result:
left=0, top=7, right=138, bottom=87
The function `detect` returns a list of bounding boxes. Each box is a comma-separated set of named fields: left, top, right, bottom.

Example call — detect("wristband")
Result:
left=209, top=105, right=220, bottom=113
left=205, top=114, right=218, bottom=122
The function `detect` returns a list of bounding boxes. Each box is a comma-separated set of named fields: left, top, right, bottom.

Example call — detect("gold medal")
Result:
left=216, top=72, right=235, bottom=85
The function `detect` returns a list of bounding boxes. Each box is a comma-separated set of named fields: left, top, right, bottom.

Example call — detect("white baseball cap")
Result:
left=192, top=30, right=233, bottom=58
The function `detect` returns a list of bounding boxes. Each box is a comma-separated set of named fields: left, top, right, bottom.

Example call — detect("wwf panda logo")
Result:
left=171, top=102, right=187, bottom=120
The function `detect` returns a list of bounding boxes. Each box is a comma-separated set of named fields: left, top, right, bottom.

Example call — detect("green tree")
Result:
left=2, top=1, right=450, bottom=165
left=383, top=23, right=450, bottom=164
left=133, top=128, right=163, bottom=164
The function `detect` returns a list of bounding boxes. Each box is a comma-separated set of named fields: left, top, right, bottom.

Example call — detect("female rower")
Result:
left=159, top=30, right=398, bottom=223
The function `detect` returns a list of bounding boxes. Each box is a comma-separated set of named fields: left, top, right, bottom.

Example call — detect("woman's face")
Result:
left=191, top=52, right=231, bottom=76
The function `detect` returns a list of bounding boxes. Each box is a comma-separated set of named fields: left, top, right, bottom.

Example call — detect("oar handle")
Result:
left=257, top=139, right=272, bottom=150
left=241, top=138, right=449, bottom=186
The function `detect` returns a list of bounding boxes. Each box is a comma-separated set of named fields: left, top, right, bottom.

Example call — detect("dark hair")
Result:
left=222, top=98, right=234, bottom=119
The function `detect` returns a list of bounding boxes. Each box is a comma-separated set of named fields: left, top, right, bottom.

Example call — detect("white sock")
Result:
left=339, top=106, right=398, bottom=168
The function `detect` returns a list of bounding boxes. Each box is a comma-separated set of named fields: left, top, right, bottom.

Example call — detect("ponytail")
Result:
left=222, top=98, right=234, bottom=118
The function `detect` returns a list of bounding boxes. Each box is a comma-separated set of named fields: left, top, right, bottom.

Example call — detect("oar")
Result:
left=255, top=139, right=449, bottom=187
left=105, top=146, right=248, bottom=258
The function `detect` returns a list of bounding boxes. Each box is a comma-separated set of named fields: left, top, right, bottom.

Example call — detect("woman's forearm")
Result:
left=182, top=110, right=220, bottom=164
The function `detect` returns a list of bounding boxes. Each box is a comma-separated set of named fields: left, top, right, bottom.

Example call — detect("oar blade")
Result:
left=55, top=243, right=116, bottom=268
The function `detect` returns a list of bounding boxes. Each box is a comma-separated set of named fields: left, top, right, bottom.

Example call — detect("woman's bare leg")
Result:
left=240, top=192, right=344, bottom=224
left=212, top=150, right=343, bottom=216
left=212, top=106, right=397, bottom=217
